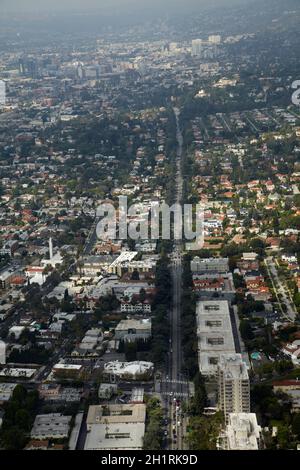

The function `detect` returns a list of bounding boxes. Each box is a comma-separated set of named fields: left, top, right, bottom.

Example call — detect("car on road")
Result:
left=164, top=430, right=168, bottom=436
left=117, top=393, right=129, bottom=404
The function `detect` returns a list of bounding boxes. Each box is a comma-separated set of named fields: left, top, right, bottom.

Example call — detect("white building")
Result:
left=242, top=252, right=258, bottom=262
left=0, top=383, right=17, bottom=402
left=191, top=257, right=229, bottom=274
left=41, top=238, right=63, bottom=269
left=31, top=413, right=72, bottom=440
left=0, top=267, right=20, bottom=289
left=103, top=361, right=154, bottom=383
left=282, top=341, right=300, bottom=366
left=81, top=255, right=117, bottom=276
left=218, top=354, right=250, bottom=422
left=115, top=318, right=152, bottom=342
left=85, top=404, right=146, bottom=450
left=0, top=340, right=6, bottom=364
left=0, top=80, right=6, bottom=107
left=9, top=325, right=26, bottom=340
left=120, top=302, right=151, bottom=313
left=108, top=251, right=138, bottom=276
left=196, top=300, right=236, bottom=375
left=218, top=413, right=262, bottom=450
left=209, top=35, right=221, bottom=44
left=25, top=266, right=48, bottom=286
left=192, top=39, right=203, bottom=57
left=0, top=367, right=36, bottom=379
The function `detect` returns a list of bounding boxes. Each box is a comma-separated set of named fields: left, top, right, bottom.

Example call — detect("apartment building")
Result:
left=218, top=354, right=250, bottom=423
left=218, top=413, right=262, bottom=450
left=84, top=404, right=146, bottom=450
left=191, top=257, right=229, bottom=274
left=196, top=300, right=236, bottom=375
left=115, top=318, right=152, bottom=342
left=31, top=413, right=72, bottom=440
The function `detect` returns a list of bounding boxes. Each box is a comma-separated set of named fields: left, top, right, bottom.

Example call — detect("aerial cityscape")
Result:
left=0, top=0, right=300, bottom=456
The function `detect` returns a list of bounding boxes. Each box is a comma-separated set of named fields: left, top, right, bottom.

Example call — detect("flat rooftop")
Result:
left=196, top=300, right=236, bottom=375
left=116, top=318, right=151, bottom=331
left=110, top=251, right=138, bottom=267
left=226, top=413, right=261, bottom=450
left=0, top=368, right=36, bottom=378
left=84, top=422, right=145, bottom=450
left=87, top=404, right=146, bottom=425
left=219, top=354, right=249, bottom=380
left=31, top=413, right=71, bottom=439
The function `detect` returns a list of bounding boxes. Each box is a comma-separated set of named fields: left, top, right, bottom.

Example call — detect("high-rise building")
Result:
left=192, top=39, right=203, bottom=57
left=0, top=340, right=6, bottom=364
left=49, top=237, right=53, bottom=260
left=218, top=354, right=250, bottom=423
left=0, top=80, right=6, bottom=107
left=18, top=58, right=39, bottom=79
left=209, top=35, right=222, bottom=44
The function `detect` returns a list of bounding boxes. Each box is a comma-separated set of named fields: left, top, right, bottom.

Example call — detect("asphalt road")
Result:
left=163, top=108, right=189, bottom=451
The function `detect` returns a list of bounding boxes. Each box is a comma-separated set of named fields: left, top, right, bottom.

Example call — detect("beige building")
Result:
left=85, top=404, right=146, bottom=450
left=115, top=318, right=152, bottom=342
left=218, top=413, right=262, bottom=450
left=196, top=300, right=236, bottom=376
left=218, top=354, right=250, bottom=423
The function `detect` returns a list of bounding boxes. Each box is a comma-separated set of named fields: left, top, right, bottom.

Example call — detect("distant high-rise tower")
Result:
left=19, top=59, right=26, bottom=75
left=208, top=35, right=221, bottom=45
left=192, top=39, right=203, bottom=57
left=0, top=80, right=6, bottom=107
left=49, top=237, right=53, bottom=260
left=19, top=58, right=39, bottom=78
left=0, top=340, right=6, bottom=365
left=218, top=354, right=250, bottom=423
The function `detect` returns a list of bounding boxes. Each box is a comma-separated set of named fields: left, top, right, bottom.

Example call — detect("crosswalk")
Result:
left=161, top=379, right=188, bottom=385
left=161, top=392, right=189, bottom=398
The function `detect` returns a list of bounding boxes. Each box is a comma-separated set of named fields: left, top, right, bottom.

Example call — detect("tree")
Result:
left=274, top=360, right=294, bottom=374
left=143, top=397, right=163, bottom=450
left=131, top=269, right=140, bottom=280
left=189, top=372, right=207, bottom=415
left=187, top=412, right=224, bottom=450
left=124, top=342, right=137, bottom=362
left=15, top=409, right=31, bottom=432
left=12, top=385, right=27, bottom=404
left=64, top=288, right=69, bottom=301
left=239, top=319, right=254, bottom=341
left=1, top=428, right=27, bottom=450
left=139, top=288, right=146, bottom=303
left=292, top=413, right=300, bottom=439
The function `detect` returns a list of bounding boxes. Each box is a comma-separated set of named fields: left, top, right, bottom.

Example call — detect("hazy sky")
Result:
left=1, top=0, right=248, bottom=13
left=0, top=0, right=256, bottom=34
